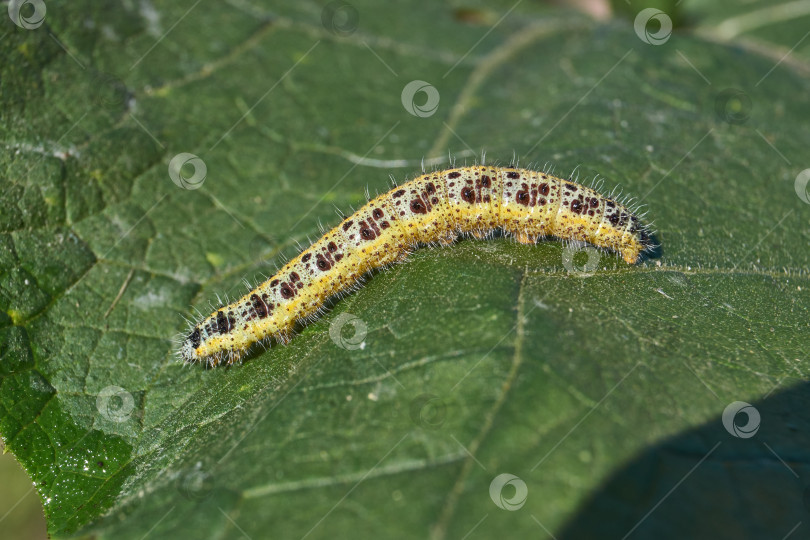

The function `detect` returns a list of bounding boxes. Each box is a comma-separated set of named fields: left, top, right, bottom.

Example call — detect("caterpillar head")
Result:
left=637, top=228, right=662, bottom=262
left=180, top=328, right=202, bottom=364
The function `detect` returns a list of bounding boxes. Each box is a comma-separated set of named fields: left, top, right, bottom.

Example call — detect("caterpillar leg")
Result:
left=621, top=245, right=642, bottom=265
left=437, top=232, right=457, bottom=246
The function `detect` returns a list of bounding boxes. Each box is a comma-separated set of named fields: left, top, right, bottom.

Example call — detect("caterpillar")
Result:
left=180, top=165, right=656, bottom=366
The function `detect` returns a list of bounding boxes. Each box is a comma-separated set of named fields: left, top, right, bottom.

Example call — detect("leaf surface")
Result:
left=1, top=1, right=809, bottom=538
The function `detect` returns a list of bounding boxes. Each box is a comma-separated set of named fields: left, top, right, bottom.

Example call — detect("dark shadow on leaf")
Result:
left=557, top=382, right=810, bottom=540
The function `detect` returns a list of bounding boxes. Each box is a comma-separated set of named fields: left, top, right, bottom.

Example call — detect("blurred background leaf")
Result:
left=1, top=0, right=809, bottom=539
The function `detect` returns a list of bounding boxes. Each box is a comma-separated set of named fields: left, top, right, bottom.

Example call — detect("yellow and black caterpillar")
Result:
left=181, top=165, right=656, bottom=366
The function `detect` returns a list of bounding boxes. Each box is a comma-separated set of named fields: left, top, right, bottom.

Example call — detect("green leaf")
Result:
left=2, top=1, right=809, bottom=538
